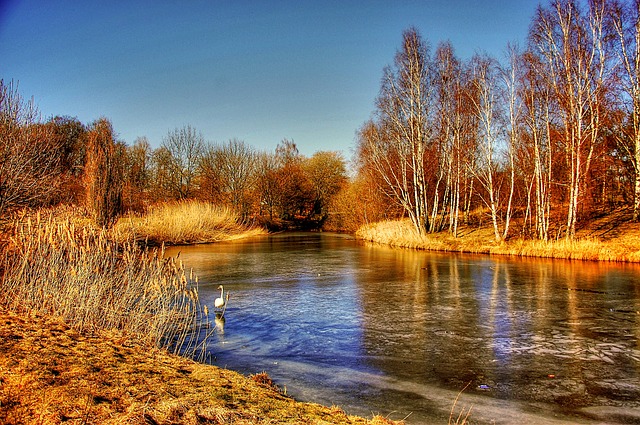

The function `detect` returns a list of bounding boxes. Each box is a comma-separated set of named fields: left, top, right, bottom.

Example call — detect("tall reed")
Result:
left=0, top=210, right=211, bottom=358
left=112, top=200, right=265, bottom=245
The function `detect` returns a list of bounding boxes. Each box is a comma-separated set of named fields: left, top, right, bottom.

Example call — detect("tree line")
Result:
left=0, top=79, right=347, bottom=230
left=356, top=0, right=640, bottom=241
left=4, top=0, right=640, bottom=239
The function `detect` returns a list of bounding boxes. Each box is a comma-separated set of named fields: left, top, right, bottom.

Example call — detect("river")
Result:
left=164, top=233, right=640, bottom=424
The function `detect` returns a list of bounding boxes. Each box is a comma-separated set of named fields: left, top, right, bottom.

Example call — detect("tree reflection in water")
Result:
left=166, top=234, right=640, bottom=424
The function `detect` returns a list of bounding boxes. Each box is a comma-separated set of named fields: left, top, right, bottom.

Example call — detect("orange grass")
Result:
left=112, top=200, right=266, bottom=245
left=357, top=219, right=640, bottom=262
left=0, top=209, right=211, bottom=358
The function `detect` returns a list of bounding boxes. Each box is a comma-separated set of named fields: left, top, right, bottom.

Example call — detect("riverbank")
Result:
left=0, top=308, right=399, bottom=425
left=0, top=207, right=399, bottom=424
left=356, top=210, right=640, bottom=262
left=113, top=201, right=267, bottom=245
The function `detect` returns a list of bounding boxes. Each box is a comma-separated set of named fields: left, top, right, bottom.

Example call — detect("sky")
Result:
left=0, top=0, right=540, bottom=158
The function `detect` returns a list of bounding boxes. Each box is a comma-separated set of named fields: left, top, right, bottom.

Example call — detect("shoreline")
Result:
left=355, top=218, right=640, bottom=263
left=0, top=308, right=399, bottom=425
left=0, top=206, right=400, bottom=425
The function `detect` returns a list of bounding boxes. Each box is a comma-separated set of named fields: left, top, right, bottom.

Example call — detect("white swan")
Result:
left=214, top=285, right=226, bottom=309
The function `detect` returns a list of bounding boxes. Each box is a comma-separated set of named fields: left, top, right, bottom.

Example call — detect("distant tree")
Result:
left=274, top=139, right=313, bottom=219
left=47, top=116, right=87, bottom=205
left=155, top=125, right=204, bottom=200
left=0, top=79, right=63, bottom=214
left=199, top=138, right=258, bottom=217
left=304, top=151, right=347, bottom=221
left=149, top=146, right=175, bottom=202
left=255, top=151, right=281, bottom=220
left=325, top=173, right=394, bottom=232
left=122, top=136, right=151, bottom=211
left=84, top=118, right=123, bottom=228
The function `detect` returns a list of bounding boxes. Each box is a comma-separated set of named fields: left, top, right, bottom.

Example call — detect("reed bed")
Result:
left=0, top=210, right=211, bottom=358
left=501, top=237, right=640, bottom=262
left=112, top=200, right=265, bottom=245
left=357, top=219, right=640, bottom=262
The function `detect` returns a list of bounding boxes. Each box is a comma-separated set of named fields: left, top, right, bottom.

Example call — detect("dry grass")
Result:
left=356, top=220, right=495, bottom=253
left=0, top=208, right=402, bottom=424
left=112, top=200, right=266, bottom=245
left=0, top=309, right=401, bottom=425
left=498, top=236, right=640, bottom=262
left=0, top=209, right=210, bottom=358
left=357, top=218, right=640, bottom=262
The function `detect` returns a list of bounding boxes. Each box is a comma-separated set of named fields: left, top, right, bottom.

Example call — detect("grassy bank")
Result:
left=356, top=216, right=640, bottom=262
left=0, top=207, right=400, bottom=424
left=0, top=210, right=209, bottom=357
left=112, top=201, right=266, bottom=245
left=0, top=309, right=398, bottom=425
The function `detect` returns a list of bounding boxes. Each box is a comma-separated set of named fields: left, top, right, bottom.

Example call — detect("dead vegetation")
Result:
left=356, top=210, right=640, bottom=262
left=0, top=207, right=401, bottom=425
left=0, top=209, right=210, bottom=358
left=0, top=309, right=400, bottom=425
left=111, top=200, right=266, bottom=245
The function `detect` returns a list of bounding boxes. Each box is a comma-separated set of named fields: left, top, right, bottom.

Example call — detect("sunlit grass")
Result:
left=0, top=209, right=210, bottom=357
left=357, top=219, right=640, bottom=262
left=112, top=200, right=266, bottom=245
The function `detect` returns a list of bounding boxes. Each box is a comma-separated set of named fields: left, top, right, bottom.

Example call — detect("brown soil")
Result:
left=0, top=308, right=399, bottom=425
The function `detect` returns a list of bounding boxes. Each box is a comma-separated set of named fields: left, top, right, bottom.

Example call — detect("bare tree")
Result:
left=255, top=151, right=280, bottom=220
left=123, top=136, right=151, bottom=211
left=199, top=138, right=258, bottom=216
left=612, top=0, right=640, bottom=220
left=469, top=53, right=506, bottom=242
left=499, top=43, right=524, bottom=240
left=0, top=80, right=62, bottom=214
left=529, top=0, right=613, bottom=238
left=156, top=125, right=204, bottom=200
left=521, top=50, right=556, bottom=240
left=433, top=41, right=472, bottom=235
left=360, top=28, right=435, bottom=234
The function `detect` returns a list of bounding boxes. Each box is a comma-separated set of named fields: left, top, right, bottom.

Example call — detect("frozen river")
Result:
left=166, top=233, right=640, bottom=424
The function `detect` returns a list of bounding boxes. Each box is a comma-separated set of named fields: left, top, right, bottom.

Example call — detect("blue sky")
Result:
left=0, top=0, right=539, bottom=157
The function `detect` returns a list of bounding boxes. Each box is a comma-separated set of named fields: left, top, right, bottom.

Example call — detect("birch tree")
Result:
left=522, top=51, right=555, bottom=240
left=433, top=42, right=463, bottom=234
left=529, top=0, right=612, bottom=238
left=612, top=0, right=640, bottom=221
left=499, top=43, right=523, bottom=240
left=469, top=53, right=505, bottom=241
left=361, top=27, right=434, bottom=234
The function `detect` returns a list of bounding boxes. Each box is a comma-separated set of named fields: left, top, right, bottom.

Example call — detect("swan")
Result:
left=214, top=285, right=226, bottom=309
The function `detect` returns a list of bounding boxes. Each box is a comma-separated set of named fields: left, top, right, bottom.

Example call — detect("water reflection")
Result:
left=166, top=234, right=640, bottom=424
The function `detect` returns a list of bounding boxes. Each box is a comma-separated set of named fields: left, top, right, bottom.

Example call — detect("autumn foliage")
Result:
left=84, top=118, right=123, bottom=228
left=3, top=0, right=640, bottom=239
left=356, top=1, right=640, bottom=241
